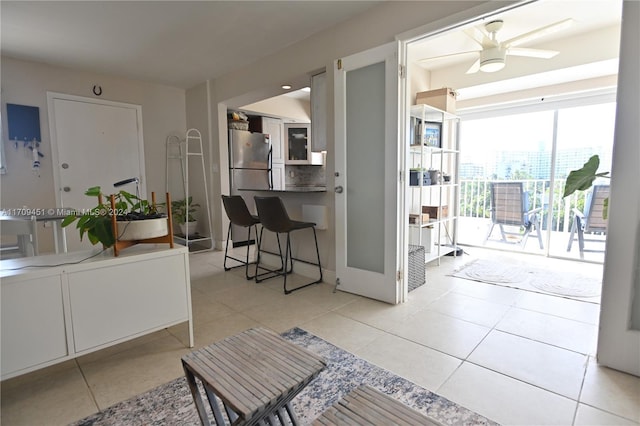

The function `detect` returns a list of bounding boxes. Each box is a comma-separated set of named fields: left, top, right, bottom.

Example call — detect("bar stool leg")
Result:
left=254, top=229, right=290, bottom=283
left=224, top=222, right=260, bottom=280
left=223, top=222, right=233, bottom=271
left=243, top=224, right=258, bottom=280
left=276, top=232, right=293, bottom=274
left=283, top=227, right=323, bottom=295
left=255, top=226, right=264, bottom=279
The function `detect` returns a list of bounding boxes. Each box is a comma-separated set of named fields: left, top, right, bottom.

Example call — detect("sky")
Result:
left=460, top=102, right=616, bottom=157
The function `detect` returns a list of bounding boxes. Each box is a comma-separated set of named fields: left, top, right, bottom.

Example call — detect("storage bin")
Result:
left=409, top=213, right=430, bottom=225
left=408, top=245, right=426, bottom=292
left=228, top=119, right=249, bottom=131
left=422, top=205, right=449, bottom=219
left=408, top=226, right=434, bottom=253
left=409, top=170, right=431, bottom=186
left=415, top=88, right=457, bottom=113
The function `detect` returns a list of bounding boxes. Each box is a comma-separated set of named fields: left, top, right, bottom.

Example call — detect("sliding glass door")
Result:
left=551, top=102, right=615, bottom=261
left=457, top=98, right=615, bottom=262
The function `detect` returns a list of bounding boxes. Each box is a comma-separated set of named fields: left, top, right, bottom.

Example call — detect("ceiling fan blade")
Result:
left=417, top=50, right=479, bottom=63
left=464, top=26, right=496, bottom=48
left=466, top=59, right=481, bottom=74
left=504, top=18, right=574, bottom=47
left=507, top=47, right=559, bottom=59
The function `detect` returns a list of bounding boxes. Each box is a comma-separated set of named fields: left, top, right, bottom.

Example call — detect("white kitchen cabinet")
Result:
left=271, top=163, right=286, bottom=190
left=0, top=244, right=192, bottom=380
left=284, top=123, right=312, bottom=164
left=311, top=72, right=327, bottom=152
left=409, top=104, right=460, bottom=264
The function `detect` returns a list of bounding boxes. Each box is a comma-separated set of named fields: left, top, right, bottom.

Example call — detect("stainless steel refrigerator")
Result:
left=228, top=129, right=271, bottom=246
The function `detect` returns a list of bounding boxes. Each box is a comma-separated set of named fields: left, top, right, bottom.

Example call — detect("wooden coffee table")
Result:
left=182, top=327, right=326, bottom=425
left=313, top=385, right=443, bottom=426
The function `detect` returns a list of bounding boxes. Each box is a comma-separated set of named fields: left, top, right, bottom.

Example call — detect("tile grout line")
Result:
left=75, top=358, right=101, bottom=413
left=571, top=355, right=591, bottom=425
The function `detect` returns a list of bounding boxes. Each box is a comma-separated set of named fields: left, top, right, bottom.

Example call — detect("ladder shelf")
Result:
left=166, top=129, right=213, bottom=253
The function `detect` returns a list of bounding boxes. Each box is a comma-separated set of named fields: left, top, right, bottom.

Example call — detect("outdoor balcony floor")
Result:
left=457, top=217, right=606, bottom=264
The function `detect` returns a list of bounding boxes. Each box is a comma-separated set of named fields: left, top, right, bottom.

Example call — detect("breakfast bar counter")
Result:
left=240, top=186, right=327, bottom=193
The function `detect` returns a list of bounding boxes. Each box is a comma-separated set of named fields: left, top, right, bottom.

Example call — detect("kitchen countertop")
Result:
left=239, top=186, right=327, bottom=193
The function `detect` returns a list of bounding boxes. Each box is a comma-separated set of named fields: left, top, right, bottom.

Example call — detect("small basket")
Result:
left=408, top=244, right=426, bottom=292
left=228, top=119, right=249, bottom=131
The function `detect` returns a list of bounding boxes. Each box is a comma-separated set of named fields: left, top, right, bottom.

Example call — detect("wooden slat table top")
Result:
left=182, top=328, right=326, bottom=422
left=313, top=386, right=443, bottom=426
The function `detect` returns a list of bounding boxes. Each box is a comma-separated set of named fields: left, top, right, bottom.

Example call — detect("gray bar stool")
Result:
left=221, top=195, right=261, bottom=280
left=254, top=196, right=322, bottom=294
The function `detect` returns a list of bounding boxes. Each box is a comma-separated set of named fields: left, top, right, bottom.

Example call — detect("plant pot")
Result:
left=179, top=221, right=198, bottom=237
left=116, top=217, right=168, bottom=241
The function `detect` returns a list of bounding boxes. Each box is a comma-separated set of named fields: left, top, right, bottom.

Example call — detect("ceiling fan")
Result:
left=421, top=18, right=573, bottom=74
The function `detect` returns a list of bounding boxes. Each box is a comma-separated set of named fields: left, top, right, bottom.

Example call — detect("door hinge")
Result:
left=337, top=59, right=343, bottom=70
left=399, top=64, right=406, bottom=79
left=397, top=270, right=403, bottom=281
left=399, top=170, right=403, bottom=181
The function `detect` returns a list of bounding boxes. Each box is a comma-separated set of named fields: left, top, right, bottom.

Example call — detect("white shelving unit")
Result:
left=166, top=129, right=213, bottom=252
left=408, top=104, right=460, bottom=264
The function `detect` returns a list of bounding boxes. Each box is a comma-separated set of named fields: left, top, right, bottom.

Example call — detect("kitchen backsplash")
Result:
left=285, top=165, right=326, bottom=187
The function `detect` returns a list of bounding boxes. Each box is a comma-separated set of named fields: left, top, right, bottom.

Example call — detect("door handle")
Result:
left=335, top=186, right=343, bottom=194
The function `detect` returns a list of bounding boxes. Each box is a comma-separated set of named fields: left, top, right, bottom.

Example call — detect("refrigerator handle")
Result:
left=268, top=147, right=273, bottom=189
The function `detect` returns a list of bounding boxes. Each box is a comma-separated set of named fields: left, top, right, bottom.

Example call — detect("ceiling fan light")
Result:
left=480, top=47, right=506, bottom=72
left=480, top=58, right=505, bottom=72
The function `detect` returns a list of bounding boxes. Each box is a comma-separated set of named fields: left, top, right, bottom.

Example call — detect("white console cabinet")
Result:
left=1, top=244, right=193, bottom=380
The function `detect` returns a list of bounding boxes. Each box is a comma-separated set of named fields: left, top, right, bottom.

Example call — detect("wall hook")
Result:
left=93, top=85, right=103, bottom=96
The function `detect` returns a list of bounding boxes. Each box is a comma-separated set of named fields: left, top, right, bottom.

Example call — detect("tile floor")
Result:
left=2, top=247, right=639, bottom=426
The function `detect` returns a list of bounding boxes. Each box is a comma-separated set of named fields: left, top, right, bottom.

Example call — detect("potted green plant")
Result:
left=61, top=186, right=167, bottom=248
left=171, top=196, right=200, bottom=237
left=563, top=154, right=610, bottom=217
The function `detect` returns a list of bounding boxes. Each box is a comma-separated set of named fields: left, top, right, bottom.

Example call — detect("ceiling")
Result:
left=1, top=0, right=623, bottom=104
left=409, top=0, right=622, bottom=101
left=255, top=0, right=623, bottom=110
left=0, top=1, right=380, bottom=89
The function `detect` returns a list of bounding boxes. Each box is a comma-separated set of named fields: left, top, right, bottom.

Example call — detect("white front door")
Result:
left=334, top=42, right=405, bottom=304
left=48, top=93, right=146, bottom=252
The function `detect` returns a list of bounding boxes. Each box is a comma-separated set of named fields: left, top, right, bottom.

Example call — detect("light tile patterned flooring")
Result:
left=1, top=247, right=639, bottom=425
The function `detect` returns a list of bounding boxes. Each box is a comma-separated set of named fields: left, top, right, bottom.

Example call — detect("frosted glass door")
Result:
left=334, top=41, right=402, bottom=304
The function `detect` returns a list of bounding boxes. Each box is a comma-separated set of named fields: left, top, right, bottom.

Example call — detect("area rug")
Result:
left=451, top=258, right=601, bottom=298
left=72, top=328, right=496, bottom=426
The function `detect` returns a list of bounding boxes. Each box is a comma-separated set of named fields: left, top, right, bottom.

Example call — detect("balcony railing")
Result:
left=459, top=178, right=592, bottom=233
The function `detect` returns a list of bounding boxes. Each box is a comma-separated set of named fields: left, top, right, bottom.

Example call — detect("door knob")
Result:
left=61, top=163, right=69, bottom=169
left=63, top=186, right=71, bottom=192
left=335, top=186, right=343, bottom=194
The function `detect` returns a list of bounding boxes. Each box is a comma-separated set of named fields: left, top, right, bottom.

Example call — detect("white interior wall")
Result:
left=201, top=0, right=494, bottom=272
left=0, top=57, right=187, bottom=253
left=183, top=82, right=213, bottom=245
left=408, top=62, right=431, bottom=105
